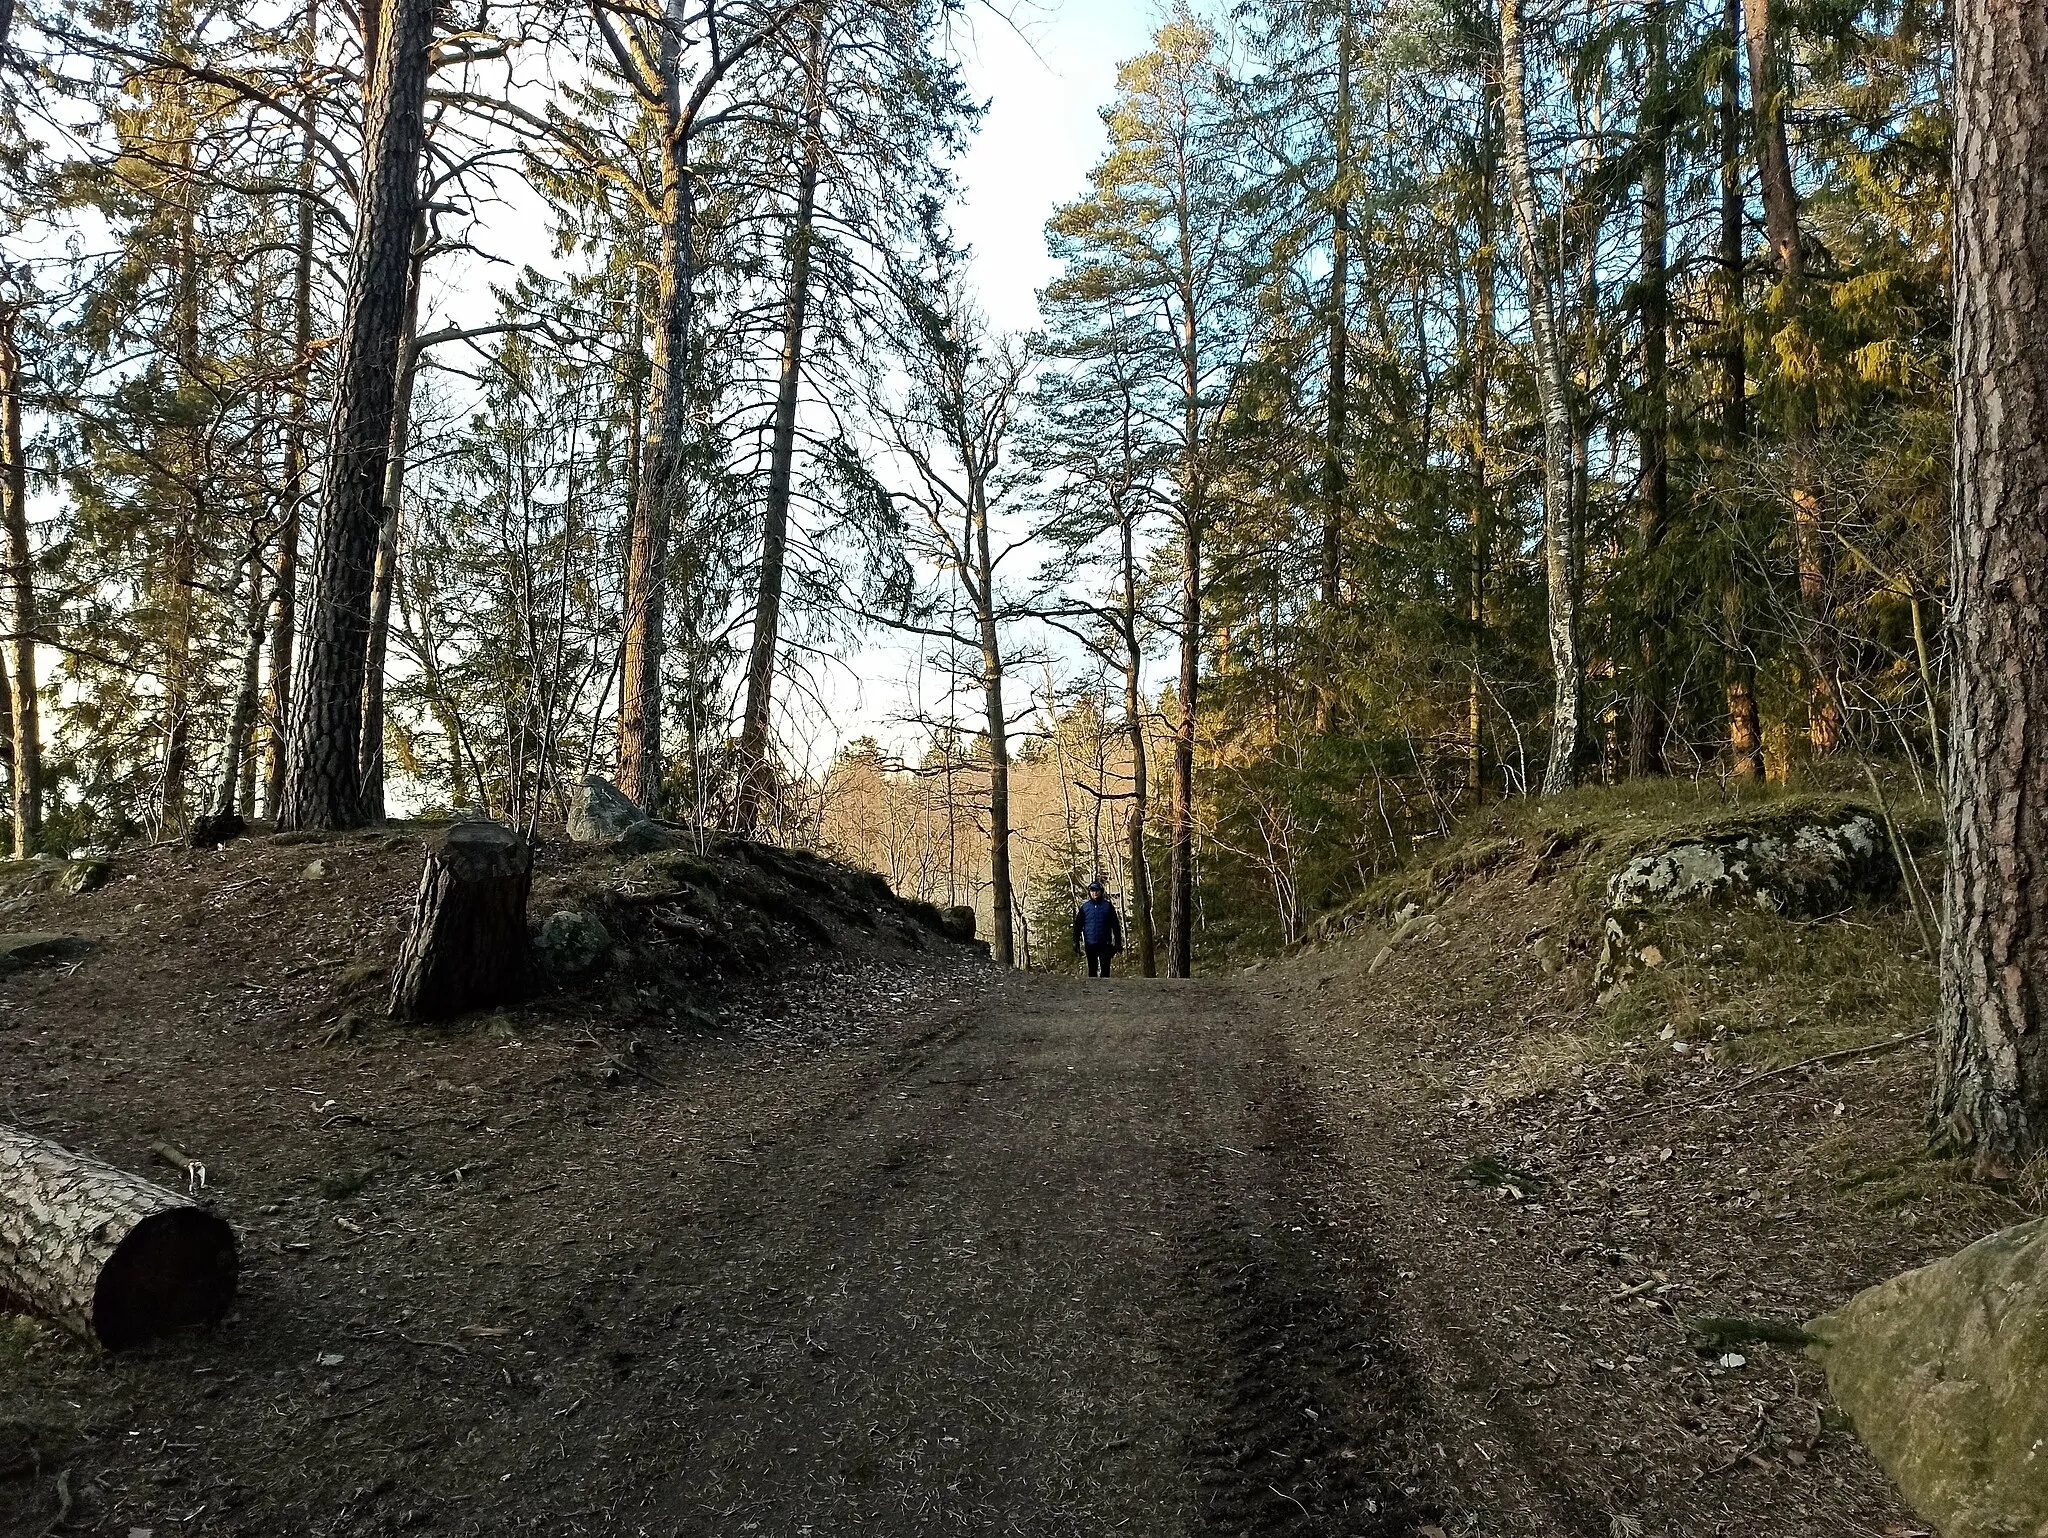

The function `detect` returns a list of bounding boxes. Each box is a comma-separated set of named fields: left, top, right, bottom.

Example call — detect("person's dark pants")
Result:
left=1085, top=944, right=1115, bottom=977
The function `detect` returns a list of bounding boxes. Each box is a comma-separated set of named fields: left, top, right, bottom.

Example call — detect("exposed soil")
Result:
left=0, top=825, right=1953, bottom=1536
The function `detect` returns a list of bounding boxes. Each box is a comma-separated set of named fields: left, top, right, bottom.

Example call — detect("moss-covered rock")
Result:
left=1808, top=1216, right=2048, bottom=1538
left=1606, top=805, right=1896, bottom=917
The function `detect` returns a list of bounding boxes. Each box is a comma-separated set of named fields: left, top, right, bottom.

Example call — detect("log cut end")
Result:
left=94, top=1207, right=238, bottom=1350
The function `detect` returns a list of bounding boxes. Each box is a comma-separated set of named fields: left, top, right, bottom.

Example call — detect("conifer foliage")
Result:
left=0, top=0, right=2031, bottom=1155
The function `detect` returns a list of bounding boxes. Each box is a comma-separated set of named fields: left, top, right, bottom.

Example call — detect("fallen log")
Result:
left=0, top=1124, right=238, bottom=1350
left=388, top=821, right=534, bottom=1021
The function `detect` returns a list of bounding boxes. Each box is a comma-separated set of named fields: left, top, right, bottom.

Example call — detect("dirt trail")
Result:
left=596, top=972, right=1452, bottom=1536
left=7, top=956, right=1566, bottom=1538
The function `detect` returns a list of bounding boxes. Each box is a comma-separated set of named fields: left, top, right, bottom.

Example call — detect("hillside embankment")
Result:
left=0, top=791, right=1998, bottom=1536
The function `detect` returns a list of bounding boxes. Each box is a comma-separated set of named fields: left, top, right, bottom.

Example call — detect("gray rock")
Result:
left=567, top=775, right=645, bottom=844
left=1809, top=1216, right=2048, bottom=1538
left=1607, top=811, right=1894, bottom=917
left=618, top=819, right=685, bottom=856
left=939, top=905, right=976, bottom=943
left=537, top=910, right=613, bottom=982
left=54, top=859, right=113, bottom=896
left=301, top=858, right=334, bottom=880
left=0, top=933, right=94, bottom=973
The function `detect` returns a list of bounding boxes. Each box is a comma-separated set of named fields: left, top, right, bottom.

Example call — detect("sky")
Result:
left=948, top=4, right=1163, bottom=332
left=776, top=1, right=1167, bottom=777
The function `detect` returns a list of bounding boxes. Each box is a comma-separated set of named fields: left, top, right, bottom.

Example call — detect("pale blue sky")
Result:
left=949, top=3, right=1165, bottom=333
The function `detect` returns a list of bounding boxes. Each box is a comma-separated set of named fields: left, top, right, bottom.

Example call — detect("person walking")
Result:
left=1071, top=880, right=1124, bottom=977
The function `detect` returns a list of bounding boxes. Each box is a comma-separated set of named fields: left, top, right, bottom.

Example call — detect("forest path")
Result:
left=604, top=972, right=1467, bottom=1536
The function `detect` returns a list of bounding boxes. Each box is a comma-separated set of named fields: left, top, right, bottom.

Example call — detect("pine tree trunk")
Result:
left=1314, top=0, right=1354, bottom=735
left=1121, top=507, right=1157, bottom=977
left=197, top=522, right=269, bottom=843
left=1934, top=0, right=2048, bottom=1177
left=388, top=822, right=534, bottom=1021
left=737, top=11, right=826, bottom=834
left=1168, top=509, right=1200, bottom=977
left=1502, top=0, right=1581, bottom=795
left=1718, top=0, right=1764, bottom=780
left=617, top=27, right=699, bottom=820
left=0, top=300, right=38, bottom=857
left=159, top=194, right=203, bottom=836
left=277, top=0, right=433, bottom=831
left=0, top=1123, right=238, bottom=1351
left=1630, top=0, right=1671, bottom=779
left=360, top=236, right=427, bottom=823
left=264, top=0, right=320, bottom=820
left=1743, top=0, right=1838, bottom=755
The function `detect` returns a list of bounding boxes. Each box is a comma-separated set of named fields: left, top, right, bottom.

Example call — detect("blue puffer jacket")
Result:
left=1073, top=895, right=1123, bottom=950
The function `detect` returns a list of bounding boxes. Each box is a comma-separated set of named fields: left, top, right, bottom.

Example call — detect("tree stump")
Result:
left=388, top=821, right=534, bottom=1020
left=0, top=1124, right=238, bottom=1350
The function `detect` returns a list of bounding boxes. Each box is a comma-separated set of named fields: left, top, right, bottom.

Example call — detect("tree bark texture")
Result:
left=264, top=0, right=321, bottom=819
left=1935, top=0, right=2048, bottom=1177
left=1502, top=0, right=1582, bottom=795
left=388, top=821, right=535, bottom=1021
left=360, top=234, right=428, bottom=823
left=736, top=11, right=826, bottom=834
left=278, top=0, right=433, bottom=830
left=0, top=1123, right=238, bottom=1350
left=0, top=300, right=38, bottom=856
left=617, top=18, right=700, bottom=820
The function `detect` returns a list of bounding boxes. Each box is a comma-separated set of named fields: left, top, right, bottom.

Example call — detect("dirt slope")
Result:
left=0, top=819, right=1958, bottom=1536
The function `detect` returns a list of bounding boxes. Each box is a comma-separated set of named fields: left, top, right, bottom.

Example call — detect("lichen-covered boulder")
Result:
left=1808, top=1217, right=2048, bottom=1538
left=1607, top=809, right=1895, bottom=917
left=536, top=909, right=613, bottom=982
left=567, top=775, right=646, bottom=844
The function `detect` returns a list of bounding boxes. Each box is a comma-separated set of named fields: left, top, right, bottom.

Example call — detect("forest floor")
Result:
left=0, top=803, right=2013, bottom=1537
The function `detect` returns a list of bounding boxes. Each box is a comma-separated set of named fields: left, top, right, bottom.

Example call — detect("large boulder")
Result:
left=567, top=775, right=646, bottom=844
left=1808, top=1217, right=2048, bottom=1538
left=1606, top=807, right=1896, bottom=917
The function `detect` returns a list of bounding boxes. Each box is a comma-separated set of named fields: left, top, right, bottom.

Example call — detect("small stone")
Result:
left=536, top=910, right=613, bottom=982
left=302, top=858, right=334, bottom=880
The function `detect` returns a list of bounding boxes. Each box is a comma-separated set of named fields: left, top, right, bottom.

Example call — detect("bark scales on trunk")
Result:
left=0, top=1123, right=238, bottom=1350
left=1935, top=0, right=2048, bottom=1177
left=736, top=8, right=827, bottom=834
left=1501, top=0, right=1582, bottom=795
left=277, top=0, right=433, bottom=831
left=389, top=821, right=535, bottom=1020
